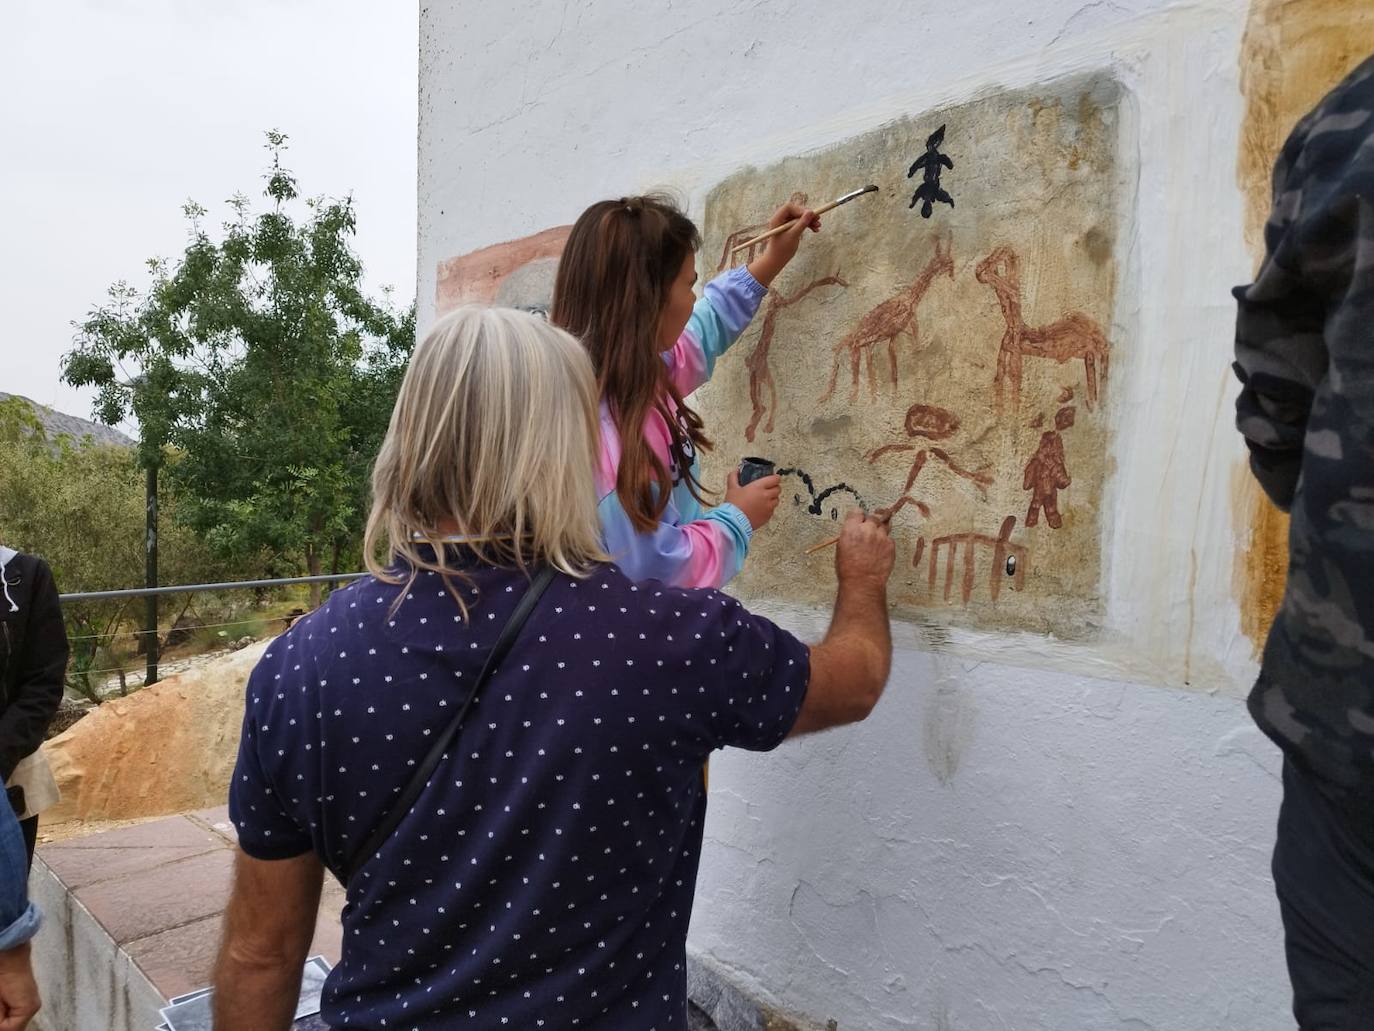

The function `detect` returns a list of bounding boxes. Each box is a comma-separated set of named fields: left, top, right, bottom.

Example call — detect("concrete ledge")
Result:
left=29, top=809, right=812, bottom=1030
left=29, top=808, right=343, bottom=1031
left=688, top=951, right=833, bottom=1031
left=30, top=856, right=164, bottom=1031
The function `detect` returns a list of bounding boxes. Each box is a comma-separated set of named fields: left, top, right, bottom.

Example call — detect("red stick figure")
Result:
left=1023, top=406, right=1075, bottom=529
left=745, top=275, right=848, bottom=442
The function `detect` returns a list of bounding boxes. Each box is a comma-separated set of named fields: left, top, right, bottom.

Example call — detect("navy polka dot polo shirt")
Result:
left=229, top=560, right=810, bottom=1029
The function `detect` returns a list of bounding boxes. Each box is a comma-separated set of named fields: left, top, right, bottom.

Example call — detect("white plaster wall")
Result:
left=419, top=1, right=1290, bottom=1026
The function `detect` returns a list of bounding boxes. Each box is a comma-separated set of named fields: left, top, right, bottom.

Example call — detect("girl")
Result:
left=551, top=194, right=818, bottom=588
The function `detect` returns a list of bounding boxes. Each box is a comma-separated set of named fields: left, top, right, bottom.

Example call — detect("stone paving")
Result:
left=37, top=807, right=343, bottom=1002
left=33, top=812, right=827, bottom=1030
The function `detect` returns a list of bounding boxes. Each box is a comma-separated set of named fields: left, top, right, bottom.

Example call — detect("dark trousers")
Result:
left=1273, top=759, right=1374, bottom=1029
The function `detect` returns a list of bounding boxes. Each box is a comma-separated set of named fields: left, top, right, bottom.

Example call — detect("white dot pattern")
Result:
left=229, top=562, right=810, bottom=1028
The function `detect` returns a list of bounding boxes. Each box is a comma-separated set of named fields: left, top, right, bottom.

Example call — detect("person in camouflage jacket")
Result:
left=1233, top=53, right=1374, bottom=1028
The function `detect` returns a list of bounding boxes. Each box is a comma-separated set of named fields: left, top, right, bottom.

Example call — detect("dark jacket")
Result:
left=1232, top=55, right=1374, bottom=801
left=0, top=548, right=68, bottom=783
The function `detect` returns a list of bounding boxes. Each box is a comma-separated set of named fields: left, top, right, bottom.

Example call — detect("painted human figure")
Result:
left=745, top=275, right=848, bottom=441
left=1023, top=405, right=1075, bottom=528
left=908, top=124, right=955, bottom=217
left=867, top=403, right=993, bottom=504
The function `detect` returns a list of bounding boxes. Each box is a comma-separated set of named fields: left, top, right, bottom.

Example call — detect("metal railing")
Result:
left=59, top=572, right=365, bottom=690
left=59, top=572, right=365, bottom=604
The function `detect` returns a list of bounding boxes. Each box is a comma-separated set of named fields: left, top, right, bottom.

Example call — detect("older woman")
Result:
left=215, top=306, right=894, bottom=1030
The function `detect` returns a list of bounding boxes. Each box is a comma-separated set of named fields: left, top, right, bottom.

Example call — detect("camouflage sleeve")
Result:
left=1238, top=56, right=1374, bottom=801
left=1232, top=119, right=1329, bottom=513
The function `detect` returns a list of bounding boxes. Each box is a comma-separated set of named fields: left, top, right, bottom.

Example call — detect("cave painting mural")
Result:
left=695, top=70, right=1123, bottom=636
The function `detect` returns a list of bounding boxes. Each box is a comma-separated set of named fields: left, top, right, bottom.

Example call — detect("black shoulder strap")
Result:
left=341, top=565, right=557, bottom=884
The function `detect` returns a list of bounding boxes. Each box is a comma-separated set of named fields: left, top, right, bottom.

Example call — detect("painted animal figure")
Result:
left=820, top=236, right=954, bottom=404
left=928, top=515, right=1028, bottom=605
left=908, top=123, right=955, bottom=217
left=745, top=275, right=848, bottom=441
left=974, top=245, right=1110, bottom=412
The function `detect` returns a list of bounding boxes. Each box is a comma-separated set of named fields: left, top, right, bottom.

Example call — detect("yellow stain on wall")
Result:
left=1234, top=0, right=1374, bottom=650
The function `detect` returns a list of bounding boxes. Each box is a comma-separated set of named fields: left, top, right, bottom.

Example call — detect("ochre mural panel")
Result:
left=435, top=226, right=570, bottom=316
left=1234, top=0, right=1374, bottom=650
left=696, top=72, right=1124, bottom=636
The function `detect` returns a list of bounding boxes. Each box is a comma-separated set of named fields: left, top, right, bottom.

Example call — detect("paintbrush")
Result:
left=729, top=185, right=879, bottom=255
left=803, top=508, right=895, bottom=556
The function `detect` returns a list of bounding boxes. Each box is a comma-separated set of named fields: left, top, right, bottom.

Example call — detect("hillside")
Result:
left=0, top=391, right=134, bottom=448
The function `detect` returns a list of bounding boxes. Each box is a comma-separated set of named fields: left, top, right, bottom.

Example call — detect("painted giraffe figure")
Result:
left=820, top=235, right=954, bottom=404
left=974, top=245, right=1110, bottom=413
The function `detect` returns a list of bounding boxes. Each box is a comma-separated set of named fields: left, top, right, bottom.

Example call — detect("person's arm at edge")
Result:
left=212, top=848, right=323, bottom=1031
left=0, top=800, right=40, bottom=1031
left=789, top=510, right=895, bottom=737
left=0, top=559, right=68, bottom=781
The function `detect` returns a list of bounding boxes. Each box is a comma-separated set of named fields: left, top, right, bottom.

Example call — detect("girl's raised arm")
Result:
left=666, top=265, right=769, bottom=396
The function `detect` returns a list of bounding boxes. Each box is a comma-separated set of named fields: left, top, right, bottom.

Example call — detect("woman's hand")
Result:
left=725, top=470, right=782, bottom=530
left=747, top=202, right=820, bottom=288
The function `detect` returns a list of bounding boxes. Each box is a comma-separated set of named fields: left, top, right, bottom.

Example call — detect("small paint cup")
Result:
left=738, top=456, right=776, bottom=486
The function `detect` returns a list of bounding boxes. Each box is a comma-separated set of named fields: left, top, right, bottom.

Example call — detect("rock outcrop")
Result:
left=40, top=639, right=271, bottom=829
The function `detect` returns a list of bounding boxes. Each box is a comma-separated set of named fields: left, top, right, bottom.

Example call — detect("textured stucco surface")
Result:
left=419, top=1, right=1292, bottom=1026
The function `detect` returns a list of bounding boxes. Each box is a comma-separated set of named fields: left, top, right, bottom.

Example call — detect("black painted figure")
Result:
left=908, top=124, right=955, bottom=218
left=779, top=467, right=868, bottom=518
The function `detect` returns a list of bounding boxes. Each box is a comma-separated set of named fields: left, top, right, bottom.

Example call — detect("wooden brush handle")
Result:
left=803, top=533, right=843, bottom=556
left=803, top=509, right=894, bottom=555
left=728, top=197, right=843, bottom=255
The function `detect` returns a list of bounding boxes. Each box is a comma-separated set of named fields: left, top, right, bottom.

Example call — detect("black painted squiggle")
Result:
left=778, top=467, right=871, bottom=520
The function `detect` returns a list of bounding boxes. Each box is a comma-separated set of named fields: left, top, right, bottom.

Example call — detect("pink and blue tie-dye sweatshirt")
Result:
left=596, top=264, right=769, bottom=589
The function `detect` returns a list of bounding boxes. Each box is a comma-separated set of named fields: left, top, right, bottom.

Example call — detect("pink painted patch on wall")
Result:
left=434, top=226, right=571, bottom=315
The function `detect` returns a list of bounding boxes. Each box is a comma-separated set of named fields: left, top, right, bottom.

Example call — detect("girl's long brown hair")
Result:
left=551, top=194, right=710, bottom=533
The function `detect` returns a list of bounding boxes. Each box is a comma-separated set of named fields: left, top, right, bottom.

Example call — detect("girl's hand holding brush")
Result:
left=747, top=202, right=821, bottom=288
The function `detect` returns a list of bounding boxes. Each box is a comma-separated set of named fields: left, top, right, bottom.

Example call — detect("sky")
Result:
left=1, top=0, right=419, bottom=424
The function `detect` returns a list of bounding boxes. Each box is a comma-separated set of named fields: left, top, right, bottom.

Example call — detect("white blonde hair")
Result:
left=364, top=306, right=606, bottom=612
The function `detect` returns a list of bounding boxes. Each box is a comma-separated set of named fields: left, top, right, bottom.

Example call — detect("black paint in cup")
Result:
left=738, top=456, right=776, bottom=486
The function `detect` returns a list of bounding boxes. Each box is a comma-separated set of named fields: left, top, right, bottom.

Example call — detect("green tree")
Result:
left=64, top=131, right=415, bottom=605
left=0, top=405, right=231, bottom=700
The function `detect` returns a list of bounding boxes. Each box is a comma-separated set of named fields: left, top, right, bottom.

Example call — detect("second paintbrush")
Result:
left=729, top=185, right=879, bottom=256
left=803, top=508, right=894, bottom=555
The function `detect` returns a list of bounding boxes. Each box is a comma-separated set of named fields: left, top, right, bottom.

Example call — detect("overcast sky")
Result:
left=1, top=0, right=418, bottom=423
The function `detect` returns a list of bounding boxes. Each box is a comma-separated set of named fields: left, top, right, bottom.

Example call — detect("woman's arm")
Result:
left=0, top=559, right=68, bottom=781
